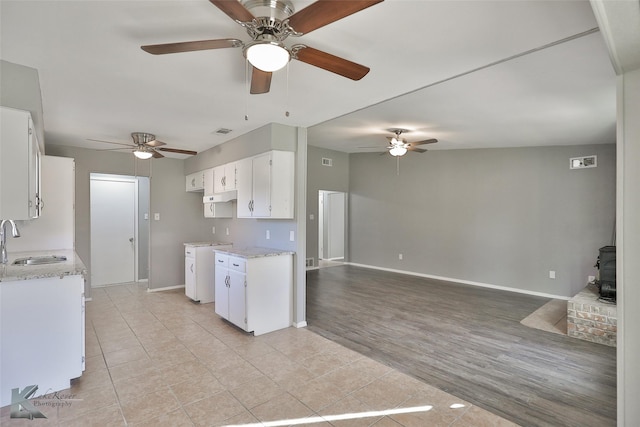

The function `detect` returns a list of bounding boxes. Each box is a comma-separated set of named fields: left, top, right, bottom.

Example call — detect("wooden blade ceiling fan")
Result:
left=89, top=132, right=198, bottom=159
left=381, top=129, right=438, bottom=157
left=141, top=0, right=384, bottom=94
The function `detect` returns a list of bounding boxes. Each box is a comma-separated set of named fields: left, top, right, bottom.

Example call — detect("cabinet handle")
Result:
left=232, top=263, right=239, bottom=267
left=190, top=264, right=194, bottom=273
left=218, top=259, right=223, bottom=263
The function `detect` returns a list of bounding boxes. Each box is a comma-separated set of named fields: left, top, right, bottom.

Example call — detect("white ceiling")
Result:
left=0, top=1, right=619, bottom=158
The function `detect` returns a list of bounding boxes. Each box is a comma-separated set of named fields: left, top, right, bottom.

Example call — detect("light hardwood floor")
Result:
left=306, top=265, right=617, bottom=427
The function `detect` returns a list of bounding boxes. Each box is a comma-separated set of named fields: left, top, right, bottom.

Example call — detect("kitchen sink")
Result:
left=12, top=255, right=68, bottom=266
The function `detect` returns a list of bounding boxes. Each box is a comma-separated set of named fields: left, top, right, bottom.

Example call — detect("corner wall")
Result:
left=348, top=144, right=616, bottom=298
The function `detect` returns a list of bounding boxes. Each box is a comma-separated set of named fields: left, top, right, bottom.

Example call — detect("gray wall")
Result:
left=348, top=144, right=616, bottom=298
left=0, top=60, right=45, bottom=151
left=45, top=145, right=211, bottom=295
left=306, top=146, right=349, bottom=266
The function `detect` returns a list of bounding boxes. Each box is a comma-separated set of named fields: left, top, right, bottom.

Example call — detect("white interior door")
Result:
left=90, top=177, right=136, bottom=287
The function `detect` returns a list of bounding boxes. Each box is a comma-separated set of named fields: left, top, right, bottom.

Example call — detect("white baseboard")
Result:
left=347, top=262, right=571, bottom=301
left=147, top=284, right=185, bottom=293
left=306, top=267, right=320, bottom=271
left=294, top=321, right=308, bottom=328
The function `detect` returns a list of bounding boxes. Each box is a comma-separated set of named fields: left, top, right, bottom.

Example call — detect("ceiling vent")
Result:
left=321, top=157, right=333, bottom=166
left=570, top=155, right=597, bottom=169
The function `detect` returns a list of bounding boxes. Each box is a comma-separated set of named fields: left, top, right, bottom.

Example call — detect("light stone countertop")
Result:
left=214, top=246, right=295, bottom=259
left=0, top=249, right=87, bottom=282
left=184, top=241, right=233, bottom=247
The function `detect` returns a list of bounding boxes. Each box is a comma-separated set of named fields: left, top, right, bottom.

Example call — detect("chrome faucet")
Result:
left=0, top=219, right=21, bottom=264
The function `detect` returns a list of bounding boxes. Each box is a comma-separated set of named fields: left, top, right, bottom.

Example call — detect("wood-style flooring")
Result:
left=306, top=265, right=616, bottom=427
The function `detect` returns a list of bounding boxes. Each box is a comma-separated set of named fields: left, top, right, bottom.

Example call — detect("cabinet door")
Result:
left=203, top=168, right=214, bottom=196
left=228, top=269, right=247, bottom=330
left=213, top=165, right=225, bottom=194
left=225, top=162, right=237, bottom=191
left=236, top=157, right=253, bottom=218
left=252, top=153, right=272, bottom=217
left=185, top=257, right=197, bottom=300
left=214, top=265, right=229, bottom=319
left=0, top=107, right=36, bottom=220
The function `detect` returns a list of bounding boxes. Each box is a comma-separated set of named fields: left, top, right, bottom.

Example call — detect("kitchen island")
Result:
left=214, top=247, right=294, bottom=336
left=0, top=249, right=86, bottom=407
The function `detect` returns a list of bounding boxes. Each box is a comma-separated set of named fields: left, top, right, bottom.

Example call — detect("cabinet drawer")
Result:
left=228, top=256, right=246, bottom=273
left=215, top=253, right=228, bottom=267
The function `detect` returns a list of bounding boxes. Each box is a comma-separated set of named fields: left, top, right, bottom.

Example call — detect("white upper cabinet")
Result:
left=0, top=107, right=41, bottom=220
left=186, top=170, right=205, bottom=192
left=213, top=162, right=237, bottom=193
left=236, top=150, right=294, bottom=219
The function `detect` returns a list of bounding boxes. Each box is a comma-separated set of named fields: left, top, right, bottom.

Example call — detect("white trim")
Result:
left=84, top=297, right=93, bottom=302
left=306, top=266, right=320, bottom=271
left=293, top=321, right=307, bottom=328
left=147, top=284, right=185, bottom=293
left=347, top=262, right=571, bottom=301
left=137, top=278, right=148, bottom=283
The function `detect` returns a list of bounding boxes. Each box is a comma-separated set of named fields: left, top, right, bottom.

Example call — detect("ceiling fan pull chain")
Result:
left=244, top=59, right=249, bottom=121
left=397, top=156, right=400, bottom=176
left=285, top=61, right=290, bottom=118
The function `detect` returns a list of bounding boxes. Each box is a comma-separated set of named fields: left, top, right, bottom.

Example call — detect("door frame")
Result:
left=90, top=173, right=142, bottom=285
left=318, top=190, right=347, bottom=263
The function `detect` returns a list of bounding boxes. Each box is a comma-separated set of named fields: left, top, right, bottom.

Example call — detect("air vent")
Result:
left=321, top=158, right=332, bottom=166
left=306, top=258, right=314, bottom=267
left=570, top=155, right=597, bottom=169
left=214, top=128, right=233, bottom=135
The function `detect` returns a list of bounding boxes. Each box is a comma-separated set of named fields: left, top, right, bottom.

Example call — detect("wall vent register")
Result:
left=570, top=155, right=597, bottom=169
left=322, top=158, right=333, bottom=166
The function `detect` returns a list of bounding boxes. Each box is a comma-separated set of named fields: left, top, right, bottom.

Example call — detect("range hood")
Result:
left=203, top=190, right=237, bottom=203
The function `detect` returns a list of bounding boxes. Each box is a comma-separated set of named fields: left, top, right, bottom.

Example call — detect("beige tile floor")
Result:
left=1, top=282, right=518, bottom=426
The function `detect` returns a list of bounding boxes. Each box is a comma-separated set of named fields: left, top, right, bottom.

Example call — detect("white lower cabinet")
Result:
left=214, top=250, right=293, bottom=335
left=185, top=244, right=231, bottom=303
left=0, top=274, right=84, bottom=407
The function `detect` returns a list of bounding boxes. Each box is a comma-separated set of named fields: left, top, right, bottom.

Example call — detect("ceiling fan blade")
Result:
left=152, top=150, right=165, bottom=159
left=288, top=0, right=383, bottom=35
left=87, top=138, right=133, bottom=147
left=97, top=147, right=130, bottom=152
left=408, top=147, right=427, bottom=153
left=410, top=138, right=438, bottom=146
left=250, top=67, right=272, bottom=94
left=209, top=0, right=255, bottom=23
left=145, top=139, right=166, bottom=147
left=294, top=46, right=369, bottom=80
left=141, top=38, right=242, bottom=55
left=157, top=147, right=198, bottom=156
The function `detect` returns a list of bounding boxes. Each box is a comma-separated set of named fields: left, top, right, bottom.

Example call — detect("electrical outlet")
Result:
left=154, top=213, right=160, bottom=221
left=399, top=253, right=403, bottom=260
left=212, top=226, right=216, bottom=234
left=266, top=230, right=270, bottom=240
left=549, top=270, right=556, bottom=279
left=588, top=275, right=596, bottom=283
left=144, top=213, right=149, bottom=220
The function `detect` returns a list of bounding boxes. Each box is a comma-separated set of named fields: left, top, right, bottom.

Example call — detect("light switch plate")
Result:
left=289, top=231, right=295, bottom=241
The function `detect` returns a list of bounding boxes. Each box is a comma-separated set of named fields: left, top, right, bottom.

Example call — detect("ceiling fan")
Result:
left=374, top=129, right=438, bottom=157
left=89, top=132, right=198, bottom=159
left=140, top=0, right=384, bottom=94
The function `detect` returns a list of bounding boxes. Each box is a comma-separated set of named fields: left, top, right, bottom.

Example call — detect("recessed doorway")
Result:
left=318, top=190, right=346, bottom=268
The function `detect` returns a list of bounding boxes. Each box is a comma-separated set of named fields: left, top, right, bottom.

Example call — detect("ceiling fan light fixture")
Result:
left=389, top=145, right=408, bottom=157
left=133, top=147, right=154, bottom=160
left=245, top=39, right=290, bottom=72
